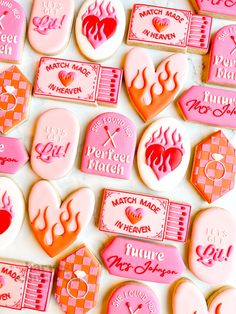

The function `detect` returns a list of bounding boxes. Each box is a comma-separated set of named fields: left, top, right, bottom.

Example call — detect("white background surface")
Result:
left=1, top=0, right=236, bottom=313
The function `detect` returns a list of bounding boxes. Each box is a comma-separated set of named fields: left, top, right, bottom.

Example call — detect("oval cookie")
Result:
left=31, top=108, right=80, bottom=180
left=75, top=0, right=126, bottom=61
left=208, top=287, right=236, bottom=314
left=0, top=177, right=25, bottom=249
left=28, top=0, right=74, bottom=55
left=189, top=207, right=236, bottom=284
left=107, top=282, right=160, bottom=314
left=137, top=117, right=190, bottom=191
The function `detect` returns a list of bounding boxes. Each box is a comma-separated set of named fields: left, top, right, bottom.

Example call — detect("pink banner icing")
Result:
left=195, top=0, right=236, bottom=19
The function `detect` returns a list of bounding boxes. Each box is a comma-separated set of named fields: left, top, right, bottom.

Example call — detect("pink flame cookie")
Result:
left=189, top=207, right=236, bottom=284
left=99, top=189, right=191, bottom=242
left=107, top=282, right=160, bottom=314
left=137, top=117, right=190, bottom=191
left=124, top=48, right=189, bottom=122
left=0, top=177, right=24, bottom=249
left=28, top=0, right=74, bottom=55
left=0, top=259, right=54, bottom=312
left=178, top=85, right=236, bottom=129
left=0, top=0, right=26, bottom=63
left=31, top=108, right=79, bottom=180
left=127, top=4, right=212, bottom=54
left=101, top=237, right=185, bottom=284
left=172, top=279, right=236, bottom=314
left=28, top=180, right=95, bottom=257
left=81, top=112, right=136, bottom=180
left=208, top=25, right=236, bottom=87
left=76, top=0, right=125, bottom=61
left=192, top=0, right=236, bottom=20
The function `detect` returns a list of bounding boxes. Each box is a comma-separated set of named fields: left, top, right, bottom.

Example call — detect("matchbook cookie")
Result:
left=124, top=48, right=188, bottom=122
left=81, top=112, right=136, bottom=180
left=207, top=25, right=236, bottom=87
left=137, top=117, right=190, bottom=191
left=0, top=0, right=26, bottom=63
left=102, top=237, right=185, bottom=284
left=34, top=57, right=123, bottom=107
left=28, top=0, right=74, bottom=55
left=31, top=108, right=79, bottom=180
left=189, top=207, right=236, bottom=284
left=107, top=282, right=160, bottom=314
left=99, top=189, right=191, bottom=242
left=191, top=130, right=236, bottom=203
left=28, top=180, right=95, bottom=257
left=0, top=177, right=25, bottom=249
left=178, top=85, right=236, bottom=129
left=191, top=0, right=236, bottom=20
left=127, top=4, right=212, bottom=54
left=75, top=0, right=126, bottom=61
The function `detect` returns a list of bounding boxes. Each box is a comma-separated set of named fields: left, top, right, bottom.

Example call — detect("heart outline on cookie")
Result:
left=58, top=71, right=76, bottom=87
left=125, top=206, right=144, bottom=225
left=153, top=17, right=170, bottom=33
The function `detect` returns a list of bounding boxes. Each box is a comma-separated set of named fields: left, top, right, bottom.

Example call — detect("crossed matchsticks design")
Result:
left=126, top=302, right=143, bottom=314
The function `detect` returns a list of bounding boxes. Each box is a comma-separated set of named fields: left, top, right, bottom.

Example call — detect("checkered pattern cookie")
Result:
left=0, top=66, right=31, bottom=134
left=55, top=245, right=101, bottom=314
left=191, top=131, right=236, bottom=203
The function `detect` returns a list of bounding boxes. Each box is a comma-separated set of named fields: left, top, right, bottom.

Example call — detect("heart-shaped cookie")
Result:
left=28, top=180, right=95, bottom=257
left=125, top=206, right=144, bottom=224
left=153, top=17, right=170, bottom=33
left=58, top=71, right=76, bottom=87
left=124, top=48, right=188, bottom=122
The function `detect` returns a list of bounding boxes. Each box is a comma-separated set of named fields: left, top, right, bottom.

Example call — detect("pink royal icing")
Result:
left=107, top=282, right=160, bottom=314
left=189, top=207, right=236, bottom=284
left=193, top=0, right=236, bottom=20
left=81, top=112, right=136, bottom=180
left=101, top=237, right=185, bottom=284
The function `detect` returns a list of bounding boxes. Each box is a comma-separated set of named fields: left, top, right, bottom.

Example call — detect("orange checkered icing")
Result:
left=191, top=131, right=236, bottom=203
left=55, top=245, right=101, bottom=314
left=0, top=66, right=31, bottom=134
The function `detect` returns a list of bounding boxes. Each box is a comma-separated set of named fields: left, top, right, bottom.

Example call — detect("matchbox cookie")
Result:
left=178, top=85, right=236, bottom=129
left=207, top=25, right=236, bottom=87
left=102, top=237, right=185, bottom=284
left=28, top=0, right=74, bottom=55
left=28, top=180, right=95, bottom=257
left=137, top=117, right=190, bottom=191
left=191, top=130, right=236, bottom=203
left=189, top=207, right=236, bottom=285
left=124, top=48, right=188, bottom=122
left=81, top=112, right=136, bottom=180
left=127, top=4, right=212, bottom=54
left=99, top=189, right=191, bottom=242
left=31, top=108, right=79, bottom=180
left=191, top=0, right=236, bottom=20
left=0, top=0, right=26, bottom=63
left=0, top=66, right=31, bottom=134
left=34, top=57, right=123, bottom=107
left=75, top=0, right=126, bottom=61
left=107, top=282, right=160, bottom=314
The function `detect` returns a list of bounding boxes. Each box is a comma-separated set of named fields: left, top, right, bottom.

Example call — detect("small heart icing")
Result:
left=28, top=180, right=95, bottom=257
left=153, top=17, right=170, bottom=33
left=125, top=206, right=144, bottom=224
left=58, top=71, right=76, bottom=87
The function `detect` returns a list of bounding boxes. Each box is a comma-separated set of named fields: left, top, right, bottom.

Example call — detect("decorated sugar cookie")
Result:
left=31, top=108, right=80, bottom=180
left=0, top=177, right=25, bottom=249
left=55, top=245, right=101, bottom=313
left=81, top=112, right=137, bottom=180
left=75, top=0, right=126, bottom=61
left=28, top=180, right=95, bottom=257
left=0, top=66, right=31, bottom=134
left=124, top=48, right=189, bottom=122
left=107, top=282, right=160, bottom=314
left=207, top=25, right=236, bottom=87
left=208, top=287, right=236, bottom=314
left=191, top=130, right=236, bottom=203
left=0, top=0, right=26, bottom=63
left=127, top=4, right=212, bottom=54
left=189, top=207, right=236, bottom=284
left=137, top=117, right=190, bottom=191
left=191, top=0, right=236, bottom=20
left=28, top=0, right=74, bottom=55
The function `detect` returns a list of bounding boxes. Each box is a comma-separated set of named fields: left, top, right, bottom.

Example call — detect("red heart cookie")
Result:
left=125, top=206, right=144, bottom=225
left=28, top=181, right=95, bottom=257
left=58, top=71, right=76, bottom=87
left=153, top=17, right=170, bottom=33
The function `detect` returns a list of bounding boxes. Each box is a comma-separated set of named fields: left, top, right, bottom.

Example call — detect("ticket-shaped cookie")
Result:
left=191, top=0, right=236, bottom=20
left=34, top=57, right=123, bottom=107
left=99, top=189, right=191, bottom=242
left=127, top=4, right=212, bottom=54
